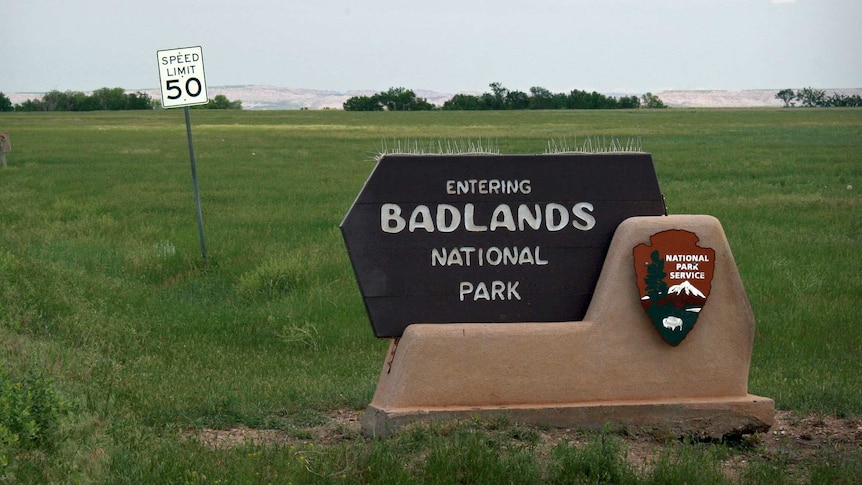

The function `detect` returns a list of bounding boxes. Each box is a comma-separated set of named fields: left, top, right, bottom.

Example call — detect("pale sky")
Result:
left=4, top=0, right=861, bottom=95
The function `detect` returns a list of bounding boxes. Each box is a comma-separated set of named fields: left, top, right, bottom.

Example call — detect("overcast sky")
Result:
left=5, top=0, right=861, bottom=95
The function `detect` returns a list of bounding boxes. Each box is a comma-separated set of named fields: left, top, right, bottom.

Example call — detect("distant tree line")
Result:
left=775, top=87, right=862, bottom=108
left=343, top=83, right=666, bottom=111
left=442, top=82, right=653, bottom=110
left=0, top=89, right=241, bottom=111
left=10, top=88, right=153, bottom=111
left=343, top=87, right=435, bottom=111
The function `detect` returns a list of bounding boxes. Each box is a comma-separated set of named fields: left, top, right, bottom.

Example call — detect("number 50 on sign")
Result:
left=157, top=46, right=208, bottom=108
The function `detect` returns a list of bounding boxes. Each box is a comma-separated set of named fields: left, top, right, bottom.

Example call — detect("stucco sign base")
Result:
left=361, top=215, right=774, bottom=438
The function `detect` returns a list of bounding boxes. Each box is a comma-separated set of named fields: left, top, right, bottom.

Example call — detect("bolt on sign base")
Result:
left=361, top=215, right=774, bottom=438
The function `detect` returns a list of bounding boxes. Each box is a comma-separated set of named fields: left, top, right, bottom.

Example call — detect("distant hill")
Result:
left=140, top=86, right=454, bottom=110
left=6, top=86, right=862, bottom=110
left=654, top=89, right=860, bottom=108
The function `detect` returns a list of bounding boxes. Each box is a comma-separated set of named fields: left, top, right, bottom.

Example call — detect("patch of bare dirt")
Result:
left=760, top=411, right=862, bottom=462
left=183, top=409, right=362, bottom=449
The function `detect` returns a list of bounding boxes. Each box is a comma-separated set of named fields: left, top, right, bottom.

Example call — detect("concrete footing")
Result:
left=363, top=396, right=775, bottom=439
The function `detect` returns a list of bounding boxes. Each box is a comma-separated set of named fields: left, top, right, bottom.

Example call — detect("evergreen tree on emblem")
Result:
left=644, top=250, right=668, bottom=303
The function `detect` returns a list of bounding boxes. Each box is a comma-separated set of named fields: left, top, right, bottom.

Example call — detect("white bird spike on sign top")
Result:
left=375, top=138, right=500, bottom=161
left=545, top=136, right=644, bottom=154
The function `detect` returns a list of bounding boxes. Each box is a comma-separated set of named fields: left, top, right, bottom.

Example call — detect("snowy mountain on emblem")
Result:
left=667, top=280, right=706, bottom=299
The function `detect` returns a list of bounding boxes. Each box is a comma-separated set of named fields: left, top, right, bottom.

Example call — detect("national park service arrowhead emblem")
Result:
left=633, top=229, right=715, bottom=346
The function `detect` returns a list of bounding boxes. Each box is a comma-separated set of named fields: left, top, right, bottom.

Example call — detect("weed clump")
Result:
left=0, top=368, right=71, bottom=479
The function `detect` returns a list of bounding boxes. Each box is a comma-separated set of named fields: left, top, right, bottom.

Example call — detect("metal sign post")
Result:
left=157, top=46, right=209, bottom=265
left=184, top=106, right=207, bottom=265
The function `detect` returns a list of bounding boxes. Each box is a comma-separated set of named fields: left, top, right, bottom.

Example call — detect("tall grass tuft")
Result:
left=547, top=432, right=639, bottom=484
left=645, top=440, right=731, bottom=484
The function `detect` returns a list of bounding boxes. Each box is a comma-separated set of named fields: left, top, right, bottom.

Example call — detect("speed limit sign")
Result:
left=157, top=46, right=208, bottom=108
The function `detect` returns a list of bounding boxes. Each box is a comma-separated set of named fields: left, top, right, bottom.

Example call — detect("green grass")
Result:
left=0, top=108, right=860, bottom=482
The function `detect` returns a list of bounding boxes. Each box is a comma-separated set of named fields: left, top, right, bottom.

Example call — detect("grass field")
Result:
left=0, top=108, right=860, bottom=483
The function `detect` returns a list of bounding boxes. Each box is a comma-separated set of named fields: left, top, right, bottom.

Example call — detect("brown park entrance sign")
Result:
left=341, top=153, right=667, bottom=338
